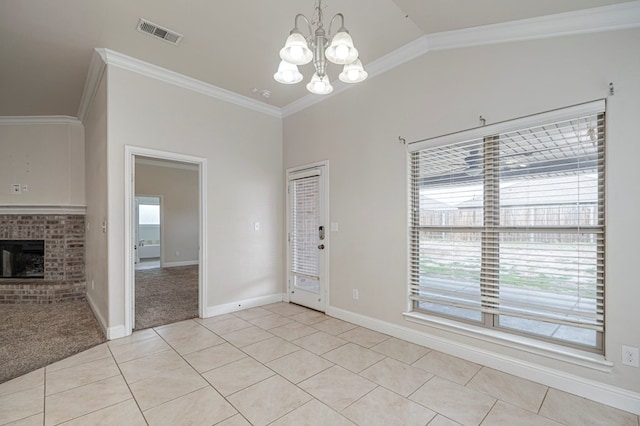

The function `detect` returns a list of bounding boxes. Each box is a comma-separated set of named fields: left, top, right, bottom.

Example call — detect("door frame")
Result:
left=285, top=160, right=330, bottom=312
left=124, top=145, right=207, bottom=334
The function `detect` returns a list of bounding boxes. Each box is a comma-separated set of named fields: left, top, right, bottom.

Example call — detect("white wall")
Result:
left=284, top=28, right=640, bottom=395
left=135, top=162, right=199, bottom=265
left=105, top=65, right=283, bottom=329
left=84, top=70, right=110, bottom=333
left=0, top=121, right=84, bottom=206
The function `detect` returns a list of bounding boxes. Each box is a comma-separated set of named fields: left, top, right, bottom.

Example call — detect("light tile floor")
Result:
left=1, top=302, right=638, bottom=426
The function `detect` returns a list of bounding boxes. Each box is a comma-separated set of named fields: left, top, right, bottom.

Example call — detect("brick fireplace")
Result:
left=0, top=214, right=85, bottom=303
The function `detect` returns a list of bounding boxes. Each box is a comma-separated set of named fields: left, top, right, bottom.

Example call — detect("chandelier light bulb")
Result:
left=289, top=45, right=304, bottom=61
left=279, top=32, right=313, bottom=65
left=335, top=44, right=350, bottom=61
left=273, top=60, right=303, bottom=84
left=325, top=30, right=358, bottom=65
left=306, top=73, right=333, bottom=95
left=347, top=69, right=359, bottom=81
left=338, top=59, right=368, bottom=84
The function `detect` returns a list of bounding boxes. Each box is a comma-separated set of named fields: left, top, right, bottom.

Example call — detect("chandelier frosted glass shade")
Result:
left=306, top=73, right=334, bottom=95
left=325, top=31, right=358, bottom=64
left=273, top=60, right=303, bottom=84
left=338, top=59, right=368, bottom=83
left=279, top=32, right=313, bottom=65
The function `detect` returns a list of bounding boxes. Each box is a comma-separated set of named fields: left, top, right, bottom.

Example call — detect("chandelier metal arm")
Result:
left=292, top=13, right=313, bottom=38
left=327, top=13, right=346, bottom=36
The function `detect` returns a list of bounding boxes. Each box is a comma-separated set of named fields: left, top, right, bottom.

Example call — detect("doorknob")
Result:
left=318, top=244, right=325, bottom=250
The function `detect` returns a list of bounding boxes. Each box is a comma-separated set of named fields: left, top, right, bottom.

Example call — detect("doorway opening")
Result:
left=124, top=146, right=207, bottom=335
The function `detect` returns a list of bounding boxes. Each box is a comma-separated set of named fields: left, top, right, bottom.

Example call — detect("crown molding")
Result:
left=427, top=0, right=640, bottom=51
left=282, top=1, right=640, bottom=117
left=77, top=50, right=107, bottom=123
left=0, top=116, right=82, bottom=125
left=281, top=35, right=431, bottom=117
left=94, top=48, right=282, bottom=119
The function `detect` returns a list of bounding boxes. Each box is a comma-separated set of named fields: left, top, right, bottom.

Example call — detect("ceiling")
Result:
left=0, top=0, right=633, bottom=117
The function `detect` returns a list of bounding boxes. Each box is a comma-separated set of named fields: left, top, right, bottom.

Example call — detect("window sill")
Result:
left=403, top=311, right=614, bottom=373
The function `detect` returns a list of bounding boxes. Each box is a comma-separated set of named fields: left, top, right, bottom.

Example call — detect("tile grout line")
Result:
left=464, top=364, right=485, bottom=386
left=41, top=367, right=46, bottom=426
left=537, top=385, right=551, bottom=414
left=478, top=398, right=500, bottom=425
left=106, top=341, right=150, bottom=426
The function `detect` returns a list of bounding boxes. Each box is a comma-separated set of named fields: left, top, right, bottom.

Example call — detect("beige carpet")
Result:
left=0, top=265, right=197, bottom=384
left=0, top=266, right=198, bottom=383
left=0, top=300, right=106, bottom=384
left=134, top=264, right=198, bottom=330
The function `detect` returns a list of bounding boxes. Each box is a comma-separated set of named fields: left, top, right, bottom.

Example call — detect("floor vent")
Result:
left=137, top=18, right=182, bottom=45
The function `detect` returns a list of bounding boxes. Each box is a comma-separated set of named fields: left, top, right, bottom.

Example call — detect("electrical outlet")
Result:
left=352, top=289, right=359, bottom=300
left=622, top=346, right=639, bottom=367
left=11, top=184, right=21, bottom=194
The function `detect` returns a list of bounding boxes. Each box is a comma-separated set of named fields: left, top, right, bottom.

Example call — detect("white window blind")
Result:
left=291, top=174, right=320, bottom=280
left=409, top=101, right=605, bottom=350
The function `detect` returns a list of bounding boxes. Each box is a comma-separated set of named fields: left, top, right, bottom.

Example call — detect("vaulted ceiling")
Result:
left=0, top=0, right=634, bottom=117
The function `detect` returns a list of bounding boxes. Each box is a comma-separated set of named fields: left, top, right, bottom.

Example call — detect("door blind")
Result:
left=291, top=175, right=320, bottom=279
left=409, top=101, right=605, bottom=348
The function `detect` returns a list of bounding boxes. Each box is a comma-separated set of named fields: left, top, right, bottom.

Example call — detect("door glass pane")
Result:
left=294, top=275, right=319, bottom=293
left=291, top=175, right=320, bottom=294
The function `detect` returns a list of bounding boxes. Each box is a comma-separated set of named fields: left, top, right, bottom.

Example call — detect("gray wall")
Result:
left=284, top=28, right=640, bottom=393
left=105, top=64, right=284, bottom=329
left=0, top=121, right=84, bottom=206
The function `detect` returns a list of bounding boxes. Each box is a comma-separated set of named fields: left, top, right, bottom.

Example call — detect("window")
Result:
left=139, top=204, right=160, bottom=225
left=408, top=101, right=605, bottom=352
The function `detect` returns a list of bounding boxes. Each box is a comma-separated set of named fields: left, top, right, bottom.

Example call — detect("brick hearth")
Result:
left=0, top=214, right=85, bottom=303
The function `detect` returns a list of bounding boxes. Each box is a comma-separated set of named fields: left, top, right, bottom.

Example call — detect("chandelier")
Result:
left=273, top=0, right=368, bottom=95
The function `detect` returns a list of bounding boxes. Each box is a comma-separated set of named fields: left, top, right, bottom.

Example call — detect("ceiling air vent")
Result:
left=136, top=18, right=183, bottom=45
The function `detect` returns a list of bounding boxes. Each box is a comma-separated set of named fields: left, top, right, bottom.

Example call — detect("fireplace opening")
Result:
left=0, top=240, right=45, bottom=279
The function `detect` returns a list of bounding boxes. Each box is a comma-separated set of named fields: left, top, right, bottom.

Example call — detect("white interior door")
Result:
left=287, top=165, right=327, bottom=312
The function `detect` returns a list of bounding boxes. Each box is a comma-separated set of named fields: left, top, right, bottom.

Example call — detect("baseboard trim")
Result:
left=85, top=292, right=107, bottom=338
left=106, top=325, right=127, bottom=341
left=162, top=260, right=199, bottom=268
left=86, top=292, right=127, bottom=341
left=327, top=306, right=640, bottom=415
left=205, top=293, right=284, bottom=317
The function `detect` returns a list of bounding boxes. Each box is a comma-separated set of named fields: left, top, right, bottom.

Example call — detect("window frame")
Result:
left=407, top=101, right=606, bottom=353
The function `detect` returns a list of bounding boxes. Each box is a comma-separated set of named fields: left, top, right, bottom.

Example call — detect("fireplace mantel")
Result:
left=0, top=205, right=86, bottom=215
